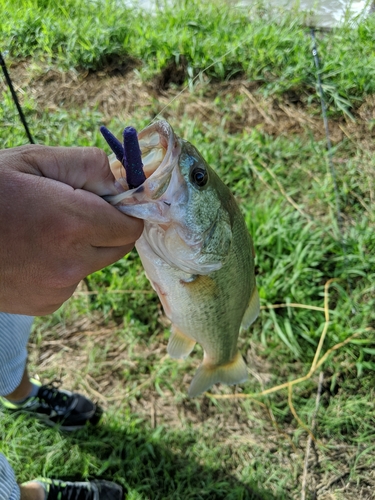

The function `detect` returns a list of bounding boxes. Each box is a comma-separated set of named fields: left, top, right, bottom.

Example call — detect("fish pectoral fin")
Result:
left=167, top=327, right=196, bottom=359
left=241, top=287, right=260, bottom=329
left=188, top=351, right=248, bottom=397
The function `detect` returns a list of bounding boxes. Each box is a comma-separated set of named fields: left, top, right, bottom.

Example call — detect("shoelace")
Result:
left=47, top=481, right=94, bottom=500
left=37, top=381, right=73, bottom=410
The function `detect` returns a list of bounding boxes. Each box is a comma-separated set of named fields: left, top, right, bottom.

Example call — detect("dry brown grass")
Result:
left=4, top=61, right=375, bottom=150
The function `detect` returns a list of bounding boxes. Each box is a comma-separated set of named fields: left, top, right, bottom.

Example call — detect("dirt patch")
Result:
left=3, top=61, right=375, bottom=147
left=154, top=55, right=189, bottom=89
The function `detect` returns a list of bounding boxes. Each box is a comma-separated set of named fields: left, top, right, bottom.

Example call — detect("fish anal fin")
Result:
left=188, top=351, right=248, bottom=397
left=241, top=287, right=260, bottom=329
left=167, top=327, right=196, bottom=359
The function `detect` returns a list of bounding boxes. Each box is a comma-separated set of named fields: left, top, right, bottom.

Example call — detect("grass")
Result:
left=2, top=0, right=375, bottom=114
left=1, top=0, right=375, bottom=498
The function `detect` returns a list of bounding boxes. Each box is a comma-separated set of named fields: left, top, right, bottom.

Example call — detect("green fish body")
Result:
left=107, top=121, right=259, bottom=396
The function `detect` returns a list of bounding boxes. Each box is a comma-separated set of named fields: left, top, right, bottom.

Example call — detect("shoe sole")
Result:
left=0, top=406, right=102, bottom=432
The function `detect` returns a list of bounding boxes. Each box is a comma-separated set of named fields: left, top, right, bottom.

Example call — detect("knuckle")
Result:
left=84, top=146, right=109, bottom=172
left=10, top=144, right=47, bottom=169
left=43, top=268, right=81, bottom=293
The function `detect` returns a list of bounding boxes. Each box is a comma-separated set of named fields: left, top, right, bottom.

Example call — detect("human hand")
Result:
left=0, top=145, right=143, bottom=315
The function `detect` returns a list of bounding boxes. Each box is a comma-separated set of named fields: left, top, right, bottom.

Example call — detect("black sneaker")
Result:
left=23, top=479, right=124, bottom=500
left=0, top=378, right=102, bottom=431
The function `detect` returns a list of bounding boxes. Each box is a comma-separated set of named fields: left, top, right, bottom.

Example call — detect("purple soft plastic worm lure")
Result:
left=100, top=125, right=146, bottom=189
left=122, top=126, right=146, bottom=189
left=99, top=126, right=124, bottom=162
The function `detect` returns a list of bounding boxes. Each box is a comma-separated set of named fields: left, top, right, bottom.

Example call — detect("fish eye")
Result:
left=191, top=167, right=208, bottom=188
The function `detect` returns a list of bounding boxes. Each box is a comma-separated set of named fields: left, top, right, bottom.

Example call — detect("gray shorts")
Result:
left=0, top=313, right=34, bottom=500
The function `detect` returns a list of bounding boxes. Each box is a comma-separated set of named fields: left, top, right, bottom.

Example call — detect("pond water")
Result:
left=241, top=0, right=373, bottom=28
left=127, top=0, right=373, bottom=28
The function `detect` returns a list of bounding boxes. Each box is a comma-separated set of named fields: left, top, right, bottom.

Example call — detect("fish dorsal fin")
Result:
left=241, top=287, right=260, bottom=329
left=188, top=351, right=248, bottom=397
left=167, top=327, right=196, bottom=359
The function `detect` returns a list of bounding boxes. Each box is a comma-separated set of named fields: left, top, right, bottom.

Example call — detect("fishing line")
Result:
left=309, top=28, right=354, bottom=304
left=310, top=29, right=343, bottom=234
left=0, top=51, right=34, bottom=144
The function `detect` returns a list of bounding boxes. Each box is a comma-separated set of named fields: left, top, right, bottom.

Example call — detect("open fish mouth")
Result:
left=138, top=121, right=174, bottom=179
left=104, top=121, right=181, bottom=213
left=102, top=120, right=225, bottom=275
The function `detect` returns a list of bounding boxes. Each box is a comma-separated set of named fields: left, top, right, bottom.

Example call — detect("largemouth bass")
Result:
left=106, top=120, right=259, bottom=397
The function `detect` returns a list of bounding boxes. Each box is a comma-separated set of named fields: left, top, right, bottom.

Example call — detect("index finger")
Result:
left=9, top=145, right=121, bottom=197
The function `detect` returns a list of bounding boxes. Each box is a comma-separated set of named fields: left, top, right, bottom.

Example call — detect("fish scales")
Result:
left=138, top=211, right=253, bottom=360
left=105, top=120, right=259, bottom=397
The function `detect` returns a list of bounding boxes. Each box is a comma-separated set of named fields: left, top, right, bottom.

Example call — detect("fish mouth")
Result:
left=105, top=120, right=181, bottom=222
left=138, top=121, right=174, bottom=180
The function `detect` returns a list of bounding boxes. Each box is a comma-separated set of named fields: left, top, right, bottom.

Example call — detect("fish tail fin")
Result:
left=188, top=351, right=248, bottom=397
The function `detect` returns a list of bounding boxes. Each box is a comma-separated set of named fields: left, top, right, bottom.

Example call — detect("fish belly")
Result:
left=136, top=233, right=247, bottom=358
left=135, top=221, right=255, bottom=398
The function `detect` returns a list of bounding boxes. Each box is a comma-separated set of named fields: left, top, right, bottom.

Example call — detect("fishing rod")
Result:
left=309, top=28, right=344, bottom=238
left=309, top=28, right=354, bottom=307
left=0, top=50, right=34, bottom=144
